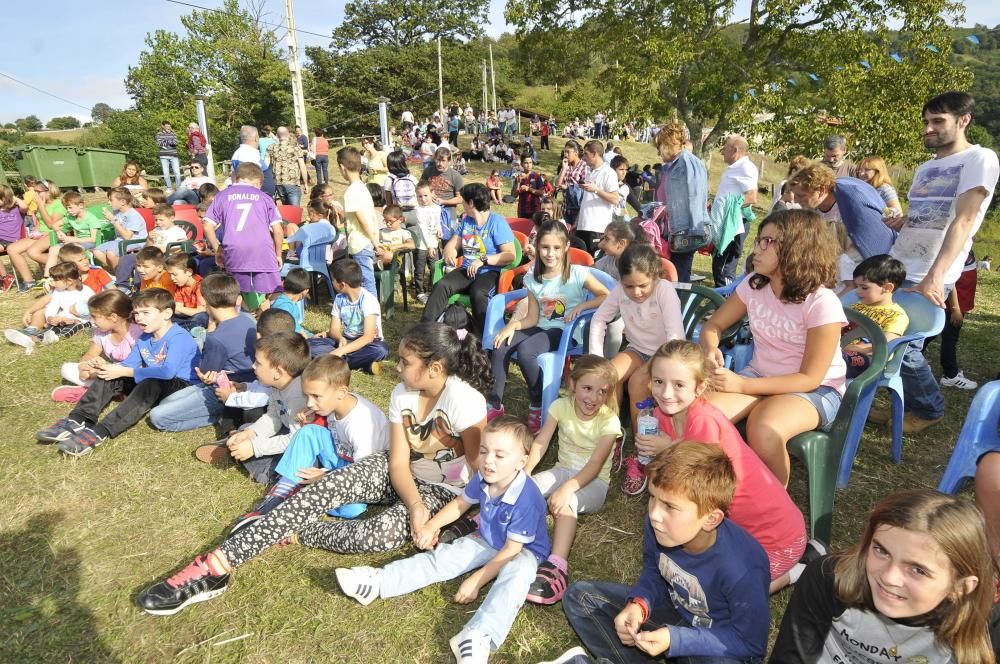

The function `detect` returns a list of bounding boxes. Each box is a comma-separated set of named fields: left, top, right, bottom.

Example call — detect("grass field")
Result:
left=2, top=136, right=999, bottom=663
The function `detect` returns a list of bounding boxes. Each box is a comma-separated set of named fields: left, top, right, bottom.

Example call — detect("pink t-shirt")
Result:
left=656, top=398, right=806, bottom=573
left=589, top=279, right=685, bottom=357
left=735, top=275, right=847, bottom=395
left=95, top=323, right=143, bottom=362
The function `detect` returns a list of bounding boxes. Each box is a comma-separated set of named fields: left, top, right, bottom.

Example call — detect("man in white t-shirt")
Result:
left=881, top=91, right=1000, bottom=433
left=574, top=140, right=620, bottom=254
left=713, top=135, right=759, bottom=286
left=401, top=109, right=414, bottom=127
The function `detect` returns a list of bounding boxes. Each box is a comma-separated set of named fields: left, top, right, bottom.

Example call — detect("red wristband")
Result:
left=628, top=597, right=650, bottom=623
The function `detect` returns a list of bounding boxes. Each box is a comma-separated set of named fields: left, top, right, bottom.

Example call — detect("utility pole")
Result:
left=437, top=36, right=445, bottom=121
left=194, top=96, right=215, bottom=179
left=489, top=44, right=497, bottom=116
left=285, top=0, right=308, bottom=137
left=482, top=60, right=487, bottom=117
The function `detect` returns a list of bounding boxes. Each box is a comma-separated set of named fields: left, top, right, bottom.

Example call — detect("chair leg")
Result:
left=890, top=388, right=905, bottom=463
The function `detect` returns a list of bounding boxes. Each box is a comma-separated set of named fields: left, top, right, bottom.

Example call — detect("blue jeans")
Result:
left=899, top=279, right=947, bottom=419
left=671, top=252, right=695, bottom=283
left=273, top=424, right=366, bottom=518
left=276, top=184, right=302, bottom=207
left=167, top=189, right=200, bottom=205
left=314, top=155, right=329, bottom=185
left=148, top=383, right=224, bottom=432
left=159, top=156, right=182, bottom=190
left=307, top=336, right=389, bottom=369
left=352, top=248, right=377, bottom=297
left=380, top=533, right=539, bottom=650
left=564, top=581, right=762, bottom=663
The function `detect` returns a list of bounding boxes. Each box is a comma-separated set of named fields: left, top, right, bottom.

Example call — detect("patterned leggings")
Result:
left=219, top=453, right=455, bottom=566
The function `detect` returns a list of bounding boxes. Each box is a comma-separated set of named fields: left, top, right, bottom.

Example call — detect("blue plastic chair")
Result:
left=282, top=223, right=336, bottom=302
left=839, top=290, right=945, bottom=479
left=937, top=381, right=1000, bottom=494
left=482, top=268, right=616, bottom=426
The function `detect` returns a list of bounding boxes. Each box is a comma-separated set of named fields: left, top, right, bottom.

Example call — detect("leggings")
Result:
left=219, top=452, right=455, bottom=565
left=489, top=327, right=563, bottom=408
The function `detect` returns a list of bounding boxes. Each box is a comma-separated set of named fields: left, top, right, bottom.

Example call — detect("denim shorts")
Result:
left=623, top=346, right=653, bottom=363
left=738, top=367, right=842, bottom=431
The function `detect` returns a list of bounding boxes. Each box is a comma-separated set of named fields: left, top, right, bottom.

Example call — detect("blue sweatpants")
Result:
left=274, top=424, right=366, bottom=518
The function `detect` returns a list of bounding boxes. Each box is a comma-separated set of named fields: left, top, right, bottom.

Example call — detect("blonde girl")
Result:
left=699, top=209, right=847, bottom=486
left=55, top=290, right=141, bottom=403
left=486, top=170, right=503, bottom=203
left=856, top=155, right=902, bottom=214
left=589, top=244, right=685, bottom=494
left=524, top=355, right=622, bottom=604
left=640, top=340, right=808, bottom=593
left=490, top=219, right=609, bottom=432
left=7, top=180, right=64, bottom=290
left=773, top=489, right=999, bottom=663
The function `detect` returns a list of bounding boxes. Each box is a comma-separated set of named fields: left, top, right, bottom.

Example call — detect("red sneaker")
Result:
left=622, top=456, right=648, bottom=496
left=51, top=385, right=87, bottom=404
left=527, top=405, right=542, bottom=434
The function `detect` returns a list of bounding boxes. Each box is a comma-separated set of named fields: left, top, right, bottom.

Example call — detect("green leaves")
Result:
left=332, top=0, right=490, bottom=52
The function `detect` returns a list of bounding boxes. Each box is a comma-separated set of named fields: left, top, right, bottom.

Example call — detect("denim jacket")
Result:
left=657, top=150, right=710, bottom=238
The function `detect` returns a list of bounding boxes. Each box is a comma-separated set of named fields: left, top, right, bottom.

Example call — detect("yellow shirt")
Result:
left=850, top=301, right=909, bottom=338
left=343, top=181, right=375, bottom=255
left=24, top=190, right=39, bottom=216
left=549, top=397, right=622, bottom=484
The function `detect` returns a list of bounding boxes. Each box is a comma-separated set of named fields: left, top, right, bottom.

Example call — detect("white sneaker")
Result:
left=41, top=330, right=59, bottom=345
left=5, top=329, right=36, bottom=354
left=335, top=566, right=381, bottom=606
left=941, top=370, right=978, bottom=390
left=416, top=293, right=429, bottom=304
left=449, top=628, right=492, bottom=663
left=538, top=647, right=593, bottom=664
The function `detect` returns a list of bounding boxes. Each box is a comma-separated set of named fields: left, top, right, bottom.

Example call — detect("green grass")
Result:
left=3, top=135, right=999, bottom=662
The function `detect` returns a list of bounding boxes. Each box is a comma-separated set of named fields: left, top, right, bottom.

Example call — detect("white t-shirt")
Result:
left=401, top=111, right=414, bottom=124
left=331, top=288, right=383, bottom=340
left=344, top=181, right=376, bottom=255
left=45, top=286, right=95, bottom=321
left=388, top=375, right=486, bottom=490
left=576, top=162, right=619, bottom=233
left=715, top=155, right=759, bottom=235
left=603, top=150, right=617, bottom=163
left=891, top=145, right=999, bottom=285
left=149, top=225, right=188, bottom=251
left=327, top=393, right=390, bottom=462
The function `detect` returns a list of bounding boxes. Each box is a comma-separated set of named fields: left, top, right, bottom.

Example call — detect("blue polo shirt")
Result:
left=462, top=470, right=551, bottom=562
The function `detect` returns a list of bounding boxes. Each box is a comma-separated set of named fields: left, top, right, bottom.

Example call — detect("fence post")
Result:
left=341, top=136, right=347, bottom=146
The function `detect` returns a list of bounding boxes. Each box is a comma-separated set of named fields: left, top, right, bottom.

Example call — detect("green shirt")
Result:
left=36, top=201, right=67, bottom=235
left=61, top=211, right=104, bottom=240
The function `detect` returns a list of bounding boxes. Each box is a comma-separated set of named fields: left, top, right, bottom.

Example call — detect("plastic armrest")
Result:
left=482, top=288, right=528, bottom=349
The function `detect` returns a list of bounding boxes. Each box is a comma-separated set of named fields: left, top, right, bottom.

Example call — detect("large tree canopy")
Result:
left=332, top=0, right=489, bottom=52
left=507, top=0, right=970, bottom=164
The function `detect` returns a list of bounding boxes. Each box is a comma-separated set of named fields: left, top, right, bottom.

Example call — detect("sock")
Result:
left=788, top=562, right=806, bottom=584
left=268, top=477, right=299, bottom=500
left=547, top=554, right=568, bottom=574
left=205, top=550, right=231, bottom=576
left=92, top=424, right=111, bottom=440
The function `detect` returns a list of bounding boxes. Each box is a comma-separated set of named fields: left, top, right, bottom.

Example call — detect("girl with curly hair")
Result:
left=698, top=209, right=847, bottom=485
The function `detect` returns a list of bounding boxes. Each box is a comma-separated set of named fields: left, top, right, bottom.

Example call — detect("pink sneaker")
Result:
left=51, top=385, right=87, bottom=404
left=487, top=404, right=506, bottom=422
left=622, top=456, right=648, bottom=496
left=610, top=434, right=626, bottom=474
left=527, top=405, right=542, bottom=434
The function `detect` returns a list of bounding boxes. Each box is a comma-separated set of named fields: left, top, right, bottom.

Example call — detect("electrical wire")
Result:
left=0, top=71, right=94, bottom=113
left=164, top=0, right=331, bottom=40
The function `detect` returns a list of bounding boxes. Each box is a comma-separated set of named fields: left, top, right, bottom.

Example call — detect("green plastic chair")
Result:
left=430, top=233, right=522, bottom=310
left=787, top=308, right=889, bottom=545
left=375, top=227, right=421, bottom=320
left=673, top=282, right=743, bottom=346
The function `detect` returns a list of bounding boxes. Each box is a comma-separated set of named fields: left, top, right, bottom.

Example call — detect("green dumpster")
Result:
left=8, top=144, right=84, bottom=189
left=77, top=147, right=128, bottom=190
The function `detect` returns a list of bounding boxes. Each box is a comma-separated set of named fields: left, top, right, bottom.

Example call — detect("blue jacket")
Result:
left=833, top=177, right=897, bottom=258
left=659, top=150, right=710, bottom=244
left=122, top=323, right=199, bottom=384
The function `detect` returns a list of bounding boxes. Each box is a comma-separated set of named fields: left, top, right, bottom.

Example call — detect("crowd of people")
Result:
left=2, top=89, right=1000, bottom=664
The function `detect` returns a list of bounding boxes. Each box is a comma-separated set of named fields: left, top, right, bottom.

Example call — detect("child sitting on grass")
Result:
left=194, top=331, right=309, bottom=484
left=35, top=287, right=200, bottom=457
left=561, top=442, right=770, bottom=663
left=307, top=260, right=388, bottom=372
left=164, top=253, right=206, bottom=330
left=229, top=354, right=389, bottom=533
left=842, top=254, right=909, bottom=378
left=336, top=416, right=549, bottom=664
left=270, top=268, right=312, bottom=337
left=148, top=273, right=258, bottom=433
left=54, top=289, right=142, bottom=404
left=5, top=261, right=94, bottom=351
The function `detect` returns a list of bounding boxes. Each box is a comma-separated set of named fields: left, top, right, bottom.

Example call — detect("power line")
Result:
left=164, top=0, right=331, bottom=40
left=0, top=71, right=94, bottom=113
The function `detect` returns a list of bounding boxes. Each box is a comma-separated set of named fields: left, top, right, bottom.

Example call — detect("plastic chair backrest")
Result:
left=136, top=207, right=155, bottom=231
left=659, top=257, right=678, bottom=281
left=512, top=231, right=529, bottom=253
left=937, top=381, right=1000, bottom=494
left=506, top=217, right=534, bottom=236
left=173, top=204, right=196, bottom=212
left=569, top=247, right=595, bottom=266
left=278, top=204, right=304, bottom=225
left=173, top=218, right=204, bottom=243
left=840, top=290, right=945, bottom=375
left=294, top=223, right=335, bottom=271
left=87, top=204, right=111, bottom=221
left=672, top=282, right=727, bottom=341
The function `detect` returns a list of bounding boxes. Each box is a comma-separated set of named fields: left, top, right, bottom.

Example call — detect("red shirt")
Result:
left=83, top=267, right=112, bottom=292
left=173, top=275, right=203, bottom=309
left=655, top=398, right=806, bottom=558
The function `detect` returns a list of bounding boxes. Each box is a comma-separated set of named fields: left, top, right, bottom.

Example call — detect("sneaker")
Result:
left=41, top=329, right=59, bottom=345
left=0, top=274, right=15, bottom=292
left=621, top=456, right=648, bottom=496
left=941, top=370, right=978, bottom=390
left=527, top=405, right=542, bottom=434
left=416, top=293, right=429, bottom=305
left=335, top=566, right=381, bottom=606
left=486, top=404, right=506, bottom=422
left=36, top=418, right=86, bottom=444
left=527, top=560, right=569, bottom=605
left=609, top=434, right=626, bottom=474
left=5, top=328, right=36, bottom=353
left=449, top=627, right=492, bottom=664
left=369, top=360, right=381, bottom=376
left=136, top=554, right=230, bottom=616
left=58, top=426, right=107, bottom=457
left=51, top=385, right=87, bottom=404
left=284, top=251, right=299, bottom=262
left=438, top=513, right=480, bottom=544
left=789, top=538, right=828, bottom=584
left=539, top=647, right=594, bottom=664
left=194, top=441, right=232, bottom=467
left=17, top=280, right=36, bottom=293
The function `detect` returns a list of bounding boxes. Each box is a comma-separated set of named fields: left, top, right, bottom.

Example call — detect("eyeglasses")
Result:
left=754, top=236, right=780, bottom=250
left=191, top=165, right=202, bottom=170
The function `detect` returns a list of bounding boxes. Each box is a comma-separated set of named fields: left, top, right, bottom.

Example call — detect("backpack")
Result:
left=389, top=174, right=417, bottom=207
left=637, top=202, right=669, bottom=258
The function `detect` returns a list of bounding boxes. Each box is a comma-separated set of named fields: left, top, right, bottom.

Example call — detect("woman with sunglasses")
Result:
left=166, top=162, right=215, bottom=205
left=698, top=209, right=848, bottom=487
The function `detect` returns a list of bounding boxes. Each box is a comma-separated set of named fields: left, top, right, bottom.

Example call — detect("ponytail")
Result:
left=400, top=322, right=494, bottom=394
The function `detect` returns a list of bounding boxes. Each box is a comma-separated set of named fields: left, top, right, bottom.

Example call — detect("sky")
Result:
left=2, top=0, right=997, bottom=125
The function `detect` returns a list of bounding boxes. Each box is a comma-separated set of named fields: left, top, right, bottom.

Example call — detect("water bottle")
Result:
left=635, top=398, right=659, bottom=465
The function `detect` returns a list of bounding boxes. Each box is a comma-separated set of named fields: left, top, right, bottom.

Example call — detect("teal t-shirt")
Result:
left=527, top=264, right=590, bottom=331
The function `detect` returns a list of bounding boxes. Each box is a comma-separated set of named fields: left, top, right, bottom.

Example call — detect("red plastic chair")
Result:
left=506, top=217, right=534, bottom=236
left=172, top=211, right=204, bottom=242
left=512, top=231, right=529, bottom=253
left=660, top=257, right=678, bottom=281
left=136, top=207, right=155, bottom=232
left=568, top=247, right=594, bottom=267
left=173, top=204, right=196, bottom=212
left=278, top=204, right=304, bottom=225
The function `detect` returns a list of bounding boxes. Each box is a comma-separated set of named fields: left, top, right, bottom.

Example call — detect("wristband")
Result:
left=627, top=597, right=650, bottom=623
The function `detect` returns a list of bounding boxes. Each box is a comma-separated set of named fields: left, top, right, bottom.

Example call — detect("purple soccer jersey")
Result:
left=204, top=183, right=282, bottom=273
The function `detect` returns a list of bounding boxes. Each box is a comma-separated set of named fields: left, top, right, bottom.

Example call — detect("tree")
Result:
left=15, top=116, right=43, bottom=132
left=91, top=103, right=115, bottom=124
left=508, top=0, right=971, bottom=164
left=331, top=0, right=489, bottom=51
left=47, top=116, right=81, bottom=130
